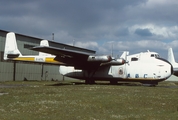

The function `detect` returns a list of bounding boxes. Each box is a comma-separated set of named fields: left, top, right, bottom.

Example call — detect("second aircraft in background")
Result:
left=4, top=32, right=61, bottom=65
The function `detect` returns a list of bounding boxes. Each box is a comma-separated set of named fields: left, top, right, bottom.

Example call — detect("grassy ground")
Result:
left=0, top=80, right=178, bottom=120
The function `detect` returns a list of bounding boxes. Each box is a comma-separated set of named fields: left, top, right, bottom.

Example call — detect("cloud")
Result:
left=73, top=41, right=98, bottom=50
left=129, top=24, right=178, bottom=41
left=0, top=0, right=178, bottom=60
left=134, top=28, right=153, bottom=36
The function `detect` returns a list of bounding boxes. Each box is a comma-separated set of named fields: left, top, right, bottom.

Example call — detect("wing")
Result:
left=32, top=46, right=91, bottom=58
left=31, top=46, right=112, bottom=70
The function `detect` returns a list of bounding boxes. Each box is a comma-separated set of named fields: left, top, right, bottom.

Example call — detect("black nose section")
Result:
left=171, top=64, right=173, bottom=75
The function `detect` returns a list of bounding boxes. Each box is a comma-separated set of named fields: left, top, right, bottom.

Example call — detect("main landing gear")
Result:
left=142, top=82, right=158, bottom=87
left=85, top=78, right=95, bottom=84
left=110, top=80, right=118, bottom=85
left=85, top=70, right=96, bottom=84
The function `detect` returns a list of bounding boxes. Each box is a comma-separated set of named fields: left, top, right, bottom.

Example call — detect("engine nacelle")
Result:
left=87, top=55, right=112, bottom=62
left=101, top=58, right=126, bottom=66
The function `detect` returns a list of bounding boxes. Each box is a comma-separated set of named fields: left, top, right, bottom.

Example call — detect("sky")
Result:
left=1, top=0, right=178, bottom=60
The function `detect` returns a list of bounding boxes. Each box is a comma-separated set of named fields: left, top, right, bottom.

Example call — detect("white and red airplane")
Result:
left=4, top=32, right=173, bottom=86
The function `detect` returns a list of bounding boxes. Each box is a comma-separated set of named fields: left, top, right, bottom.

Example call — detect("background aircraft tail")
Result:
left=168, top=48, right=178, bottom=77
left=4, top=32, right=22, bottom=60
left=168, top=48, right=177, bottom=64
left=39, top=40, right=52, bottom=56
left=120, top=51, right=129, bottom=61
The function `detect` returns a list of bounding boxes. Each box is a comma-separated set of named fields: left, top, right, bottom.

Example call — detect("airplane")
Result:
left=4, top=32, right=173, bottom=86
left=168, top=48, right=178, bottom=77
left=4, top=32, right=62, bottom=65
left=31, top=43, right=173, bottom=86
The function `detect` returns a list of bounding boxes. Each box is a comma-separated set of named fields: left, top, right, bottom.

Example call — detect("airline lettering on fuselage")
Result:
left=135, top=74, right=139, bottom=78
left=144, top=74, right=148, bottom=78
left=35, top=57, right=45, bottom=62
left=127, top=73, right=148, bottom=79
left=127, top=73, right=130, bottom=78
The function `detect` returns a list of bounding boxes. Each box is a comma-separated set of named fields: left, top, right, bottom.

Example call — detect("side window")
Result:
left=131, top=57, right=138, bottom=61
left=151, top=54, right=154, bottom=57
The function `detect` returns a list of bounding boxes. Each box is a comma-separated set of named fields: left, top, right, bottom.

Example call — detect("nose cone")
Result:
left=164, top=64, right=173, bottom=79
left=164, top=59, right=174, bottom=76
left=157, top=58, right=173, bottom=79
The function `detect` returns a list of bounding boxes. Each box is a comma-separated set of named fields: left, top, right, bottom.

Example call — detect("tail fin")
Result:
left=40, top=40, right=49, bottom=46
left=120, top=51, right=129, bottom=59
left=4, top=32, right=22, bottom=60
left=39, top=40, right=52, bottom=56
left=168, top=48, right=176, bottom=64
left=168, top=48, right=178, bottom=77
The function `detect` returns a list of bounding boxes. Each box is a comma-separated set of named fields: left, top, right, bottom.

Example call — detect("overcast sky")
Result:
left=1, top=0, right=178, bottom=60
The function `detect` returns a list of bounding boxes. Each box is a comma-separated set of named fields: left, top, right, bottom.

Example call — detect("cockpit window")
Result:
left=155, top=54, right=160, bottom=58
left=151, top=54, right=154, bottom=57
left=151, top=54, right=160, bottom=58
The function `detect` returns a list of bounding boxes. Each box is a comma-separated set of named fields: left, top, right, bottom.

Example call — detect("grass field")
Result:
left=0, top=80, right=178, bottom=120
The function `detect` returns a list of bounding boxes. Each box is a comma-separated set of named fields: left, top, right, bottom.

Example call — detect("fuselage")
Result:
left=59, top=51, right=173, bottom=84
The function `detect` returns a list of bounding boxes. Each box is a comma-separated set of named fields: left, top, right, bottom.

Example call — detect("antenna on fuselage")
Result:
left=52, top=33, right=54, bottom=41
left=111, top=43, right=113, bottom=57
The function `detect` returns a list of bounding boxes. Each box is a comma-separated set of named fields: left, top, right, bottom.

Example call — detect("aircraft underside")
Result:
left=60, top=59, right=172, bottom=86
left=64, top=73, right=165, bottom=85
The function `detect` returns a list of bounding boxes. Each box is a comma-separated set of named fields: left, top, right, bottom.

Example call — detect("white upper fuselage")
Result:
left=110, top=52, right=171, bottom=80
